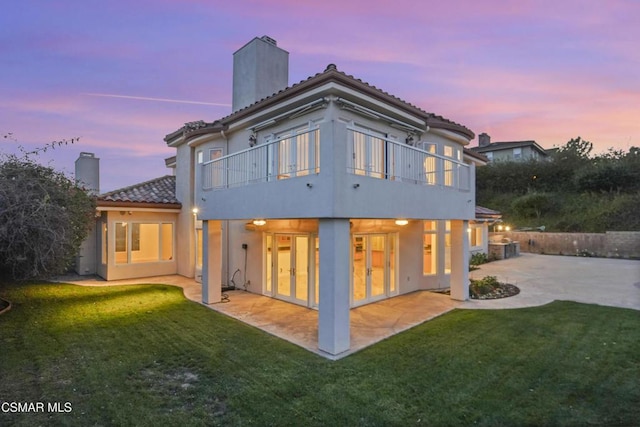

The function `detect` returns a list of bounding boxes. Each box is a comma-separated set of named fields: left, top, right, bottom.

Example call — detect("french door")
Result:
left=271, top=234, right=314, bottom=306
left=352, top=234, right=397, bottom=306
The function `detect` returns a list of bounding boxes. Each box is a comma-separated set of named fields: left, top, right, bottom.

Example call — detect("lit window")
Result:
left=423, top=221, right=437, bottom=275
left=113, top=222, right=174, bottom=264
left=444, top=221, right=451, bottom=274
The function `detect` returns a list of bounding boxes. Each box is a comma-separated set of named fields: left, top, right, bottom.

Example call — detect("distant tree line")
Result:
left=476, top=137, right=640, bottom=232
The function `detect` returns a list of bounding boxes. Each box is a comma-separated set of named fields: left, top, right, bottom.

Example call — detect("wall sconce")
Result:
left=248, top=133, right=257, bottom=147
left=253, top=219, right=266, bottom=226
left=395, top=219, right=409, bottom=226
left=405, top=134, right=415, bottom=146
left=505, top=226, right=511, bottom=231
left=192, top=207, right=199, bottom=214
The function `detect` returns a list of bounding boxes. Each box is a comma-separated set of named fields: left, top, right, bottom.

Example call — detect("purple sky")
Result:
left=1, top=0, right=638, bottom=192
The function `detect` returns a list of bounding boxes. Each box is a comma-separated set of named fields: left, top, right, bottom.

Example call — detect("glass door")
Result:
left=352, top=234, right=394, bottom=306
left=273, top=234, right=311, bottom=306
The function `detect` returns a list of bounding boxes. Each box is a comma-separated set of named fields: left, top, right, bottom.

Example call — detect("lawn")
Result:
left=0, top=282, right=638, bottom=426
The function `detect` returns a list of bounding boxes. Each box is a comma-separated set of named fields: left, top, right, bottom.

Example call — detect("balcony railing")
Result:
left=202, top=126, right=470, bottom=193
left=346, top=128, right=471, bottom=192
left=203, top=128, right=320, bottom=190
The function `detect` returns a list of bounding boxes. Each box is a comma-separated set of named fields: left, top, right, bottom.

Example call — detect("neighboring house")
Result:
left=470, top=132, right=548, bottom=162
left=77, top=36, right=487, bottom=356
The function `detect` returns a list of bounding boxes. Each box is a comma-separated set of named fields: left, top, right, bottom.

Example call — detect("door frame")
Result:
left=350, top=233, right=399, bottom=307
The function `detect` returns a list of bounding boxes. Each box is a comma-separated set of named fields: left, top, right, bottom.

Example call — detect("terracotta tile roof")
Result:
left=166, top=64, right=474, bottom=143
left=97, top=175, right=181, bottom=208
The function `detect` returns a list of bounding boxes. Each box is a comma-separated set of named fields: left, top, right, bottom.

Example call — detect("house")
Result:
left=77, top=36, right=487, bottom=356
left=470, top=132, right=548, bottom=162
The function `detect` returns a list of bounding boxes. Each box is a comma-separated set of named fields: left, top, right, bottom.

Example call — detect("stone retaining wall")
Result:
left=490, top=231, right=640, bottom=259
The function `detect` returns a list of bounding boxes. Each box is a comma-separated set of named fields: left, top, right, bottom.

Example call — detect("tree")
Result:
left=0, top=141, right=95, bottom=280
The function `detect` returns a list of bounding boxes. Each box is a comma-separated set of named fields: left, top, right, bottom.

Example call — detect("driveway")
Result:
left=466, top=253, right=640, bottom=311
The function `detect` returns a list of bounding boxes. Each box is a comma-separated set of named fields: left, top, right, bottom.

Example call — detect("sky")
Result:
left=1, top=0, right=638, bottom=192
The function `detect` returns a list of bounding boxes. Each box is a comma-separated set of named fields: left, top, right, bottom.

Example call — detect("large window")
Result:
left=269, top=125, right=320, bottom=179
left=423, top=220, right=437, bottom=275
left=114, top=222, right=174, bottom=265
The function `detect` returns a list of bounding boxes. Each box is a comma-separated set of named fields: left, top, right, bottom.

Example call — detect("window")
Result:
left=349, top=125, right=386, bottom=179
left=422, top=143, right=437, bottom=185
left=197, top=151, right=204, bottom=164
left=469, top=225, right=483, bottom=248
left=269, top=125, right=320, bottom=180
left=444, top=146, right=460, bottom=187
left=513, top=147, right=522, bottom=160
left=114, top=222, right=174, bottom=265
left=486, top=152, right=493, bottom=161
left=423, top=220, right=437, bottom=275
left=444, top=221, right=451, bottom=274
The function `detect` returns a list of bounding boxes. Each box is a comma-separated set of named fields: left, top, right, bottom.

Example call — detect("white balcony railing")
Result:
left=202, top=126, right=470, bottom=193
left=203, top=128, right=320, bottom=190
left=346, top=128, right=471, bottom=192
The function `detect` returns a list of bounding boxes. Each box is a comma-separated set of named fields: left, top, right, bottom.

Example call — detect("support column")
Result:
left=318, top=218, right=351, bottom=355
left=202, top=220, right=222, bottom=304
left=450, top=219, right=470, bottom=301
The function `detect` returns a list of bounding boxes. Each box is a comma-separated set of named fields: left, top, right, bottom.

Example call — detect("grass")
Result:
left=1, top=282, right=639, bottom=426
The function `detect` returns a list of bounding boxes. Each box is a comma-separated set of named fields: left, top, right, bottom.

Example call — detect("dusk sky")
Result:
left=2, top=0, right=638, bottom=192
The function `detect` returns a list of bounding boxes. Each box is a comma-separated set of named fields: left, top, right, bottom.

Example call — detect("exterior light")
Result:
left=253, top=219, right=266, bottom=226
left=395, top=219, right=409, bottom=226
left=505, top=226, right=511, bottom=231
left=192, top=207, right=199, bottom=214
left=498, top=225, right=503, bottom=231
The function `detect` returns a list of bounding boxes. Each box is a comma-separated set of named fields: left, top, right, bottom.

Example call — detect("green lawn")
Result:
left=1, top=282, right=638, bottom=426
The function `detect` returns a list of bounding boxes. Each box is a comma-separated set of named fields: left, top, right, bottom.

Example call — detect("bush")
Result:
left=470, top=276, right=500, bottom=298
left=0, top=153, right=95, bottom=280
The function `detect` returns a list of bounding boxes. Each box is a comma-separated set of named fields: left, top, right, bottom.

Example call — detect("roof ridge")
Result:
left=99, top=175, right=175, bottom=198
left=166, top=64, right=473, bottom=141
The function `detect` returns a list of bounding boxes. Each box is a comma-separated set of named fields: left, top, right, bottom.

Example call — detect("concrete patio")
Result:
left=61, top=253, right=640, bottom=359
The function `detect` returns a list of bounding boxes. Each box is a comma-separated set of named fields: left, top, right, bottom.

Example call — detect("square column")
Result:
left=202, top=220, right=222, bottom=304
left=450, top=219, right=470, bottom=301
left=318, top=218, right=351, bottom=355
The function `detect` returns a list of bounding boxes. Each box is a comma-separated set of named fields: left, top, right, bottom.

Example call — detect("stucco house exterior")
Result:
left=78, top=36, right=490, bottom=356
left=471, top=132, right=548, bottom=162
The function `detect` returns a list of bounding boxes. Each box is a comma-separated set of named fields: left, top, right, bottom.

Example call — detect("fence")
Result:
left=491, top=231, right=640, bottom=259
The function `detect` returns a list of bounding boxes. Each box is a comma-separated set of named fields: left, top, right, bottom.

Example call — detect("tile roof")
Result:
left=475, top=205, right=502, bottom=219
left=166, top=64, right=474, bottom=143
left=97, top=175, right=181, bottom=208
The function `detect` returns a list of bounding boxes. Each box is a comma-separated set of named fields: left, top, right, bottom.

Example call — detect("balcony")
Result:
left=199, top=122, right=473, bottom=220
left=203, top=127, right=470, bottom=192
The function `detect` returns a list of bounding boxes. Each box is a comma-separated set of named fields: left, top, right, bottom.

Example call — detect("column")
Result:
left=450, top=219, right=470, bottom=301
left=202, top=220, right=222, bottom=304
left=318, top=218, right=351, bottom=355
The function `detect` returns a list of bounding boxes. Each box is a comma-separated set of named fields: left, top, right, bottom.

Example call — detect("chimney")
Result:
left=478, top=133, right=491, bottom=147
left=75, top=152, right=100, bottom=195
left=232, top=36, right=289, bottom=112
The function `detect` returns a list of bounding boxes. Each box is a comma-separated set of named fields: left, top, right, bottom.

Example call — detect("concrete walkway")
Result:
left=467, top=253, right=640, bottom=311
left=58, top=253, right=639, bottom=359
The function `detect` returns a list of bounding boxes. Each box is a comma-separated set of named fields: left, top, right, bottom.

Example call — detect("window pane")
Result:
left=132, top=223, right=159, bottom=263
left=115, top=222, right=127, bottom=264
left=102, top=223, right=107, bottom=265
left=161, top=223, right=173, bottom=261
left=423, top=233, right=437, bottom=275
left=266, top=235, right=272, bottom=293
left=424, top=220, right=437, bottom=232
